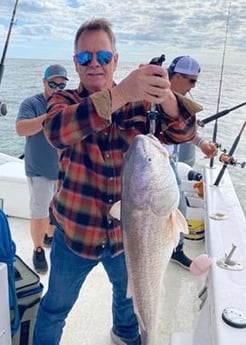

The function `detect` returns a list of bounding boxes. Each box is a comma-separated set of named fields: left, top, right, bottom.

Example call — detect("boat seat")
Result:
left=0, top=161, right=30, bottom=219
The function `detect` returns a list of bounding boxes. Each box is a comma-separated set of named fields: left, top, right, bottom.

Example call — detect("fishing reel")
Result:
left=149, top=54, right=166, bottom=66
left=215, top=142, right=245, bottom=168
left=0, top=101, right=7, bottom=116
left=214, top=121, right=245, bottom=186
left=219, top=153, right=245, bottom=168
left=147, top=54, right=166, bottom=134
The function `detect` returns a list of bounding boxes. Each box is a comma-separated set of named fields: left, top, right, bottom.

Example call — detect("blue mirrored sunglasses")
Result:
left=75, top=50, right=113, bottom=66
left=48, top=81, right=66, bottom=90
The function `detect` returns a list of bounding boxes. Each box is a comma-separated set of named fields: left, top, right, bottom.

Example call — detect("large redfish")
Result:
left=110, top=134, right=188, bottom=344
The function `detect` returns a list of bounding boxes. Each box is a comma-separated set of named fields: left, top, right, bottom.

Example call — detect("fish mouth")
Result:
left=124, top=134, right=169, bottom=168
left=136, top=134, right=168, bottom=160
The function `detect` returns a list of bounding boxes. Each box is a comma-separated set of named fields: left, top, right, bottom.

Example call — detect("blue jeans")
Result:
left=33, top=228, right=139, bottom=345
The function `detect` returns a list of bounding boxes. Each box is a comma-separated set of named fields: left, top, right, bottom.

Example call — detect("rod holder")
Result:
left=217, top=244, right=244, bottom=271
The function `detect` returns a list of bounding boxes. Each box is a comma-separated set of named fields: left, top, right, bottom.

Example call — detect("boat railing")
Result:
left=170, top=164, right=246, bottom=345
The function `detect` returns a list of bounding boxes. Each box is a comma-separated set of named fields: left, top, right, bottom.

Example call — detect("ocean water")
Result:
left=0, top=58, right=245, bottom=213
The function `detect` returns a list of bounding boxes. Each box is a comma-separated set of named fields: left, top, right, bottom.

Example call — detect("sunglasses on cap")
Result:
left=75, top=50, right=113, bottom=66
left=47, top=81, right=66, bottom=90
left=180, top=74, right=197, bottom=85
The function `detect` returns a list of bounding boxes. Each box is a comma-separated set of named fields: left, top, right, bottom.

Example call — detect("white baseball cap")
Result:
left=168, top=56, right=201, bottom=76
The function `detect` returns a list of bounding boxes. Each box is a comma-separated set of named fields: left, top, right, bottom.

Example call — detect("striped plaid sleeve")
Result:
left=154, top=94, right=199, bottom=144
left=43, top=90, right=112, bottom=150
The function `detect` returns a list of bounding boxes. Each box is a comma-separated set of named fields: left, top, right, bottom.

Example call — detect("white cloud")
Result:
left=1, top=0, right=245, bottom=64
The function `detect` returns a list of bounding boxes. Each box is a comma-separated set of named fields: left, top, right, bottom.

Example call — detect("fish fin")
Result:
left=166, top=209, right=189, bottom=247
left=109, top=200, right=121, bottom=220
left=175, top=209, right=189, bottom=235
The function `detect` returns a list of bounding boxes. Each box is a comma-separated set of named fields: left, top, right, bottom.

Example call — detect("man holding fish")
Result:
left=33, top=18, right=201, bottom=345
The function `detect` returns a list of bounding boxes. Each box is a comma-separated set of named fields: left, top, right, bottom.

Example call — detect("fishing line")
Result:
left=210, top=0, right=232, bottom=168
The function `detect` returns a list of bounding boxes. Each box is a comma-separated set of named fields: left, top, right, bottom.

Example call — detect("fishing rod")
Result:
left=197, top=101, right=246, bottom=127
left=0, top=0, right=19, bottom=87
left=210, top=0, right=232, bottom=168
left=0, top=0, right=19, bottom=116
left=214, top=120, right=246, bottom=186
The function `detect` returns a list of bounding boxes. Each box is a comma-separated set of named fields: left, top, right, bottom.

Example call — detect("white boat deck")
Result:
left=8, top=216, right=205, bottom=345
left=0, top=152, right=210, bottom=344
left=4, top=153, right=246, bottom=344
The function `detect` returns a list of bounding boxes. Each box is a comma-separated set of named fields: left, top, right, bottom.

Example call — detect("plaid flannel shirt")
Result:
left=43, top=84, right=197, bottom=259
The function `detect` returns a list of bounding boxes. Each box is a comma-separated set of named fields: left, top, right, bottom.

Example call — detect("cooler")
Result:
left=11, top=255, right=43, bottom=345
left=0, top=263, right=12, bottom=345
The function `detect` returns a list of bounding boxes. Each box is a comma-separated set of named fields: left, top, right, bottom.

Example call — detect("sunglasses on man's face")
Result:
left=75, top=50, right=113, bottom=66
left=180, top=74, right=197, bottom=85
left=47, top=81, right=66, bottom=90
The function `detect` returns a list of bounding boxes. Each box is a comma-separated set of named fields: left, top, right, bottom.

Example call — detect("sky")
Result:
left=0, top=0, right=245, bottom=66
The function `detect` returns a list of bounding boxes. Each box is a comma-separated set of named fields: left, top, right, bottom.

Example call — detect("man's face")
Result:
left=170, top=73, right=197, bottom=96
left=73, top=29, right=118, bottom=94
left=43, top=77, right=67, bottom=98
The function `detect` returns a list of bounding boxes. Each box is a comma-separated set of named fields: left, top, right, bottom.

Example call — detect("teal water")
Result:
left=0, top=58, right=245, bottom=213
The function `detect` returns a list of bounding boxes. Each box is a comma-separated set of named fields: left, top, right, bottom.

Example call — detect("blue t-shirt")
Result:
left=16, top=93, right=58, bottom=180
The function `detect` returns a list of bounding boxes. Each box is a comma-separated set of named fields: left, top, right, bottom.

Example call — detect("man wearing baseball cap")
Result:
left=166, top=56, right=217, bottom=269
left=168, top=56, right=202, bottom=167
left=168, top=55, right=200, bottom=97
left=16, top=64, right=68, bottom=274
left=168, top=56, right=217, bottom=165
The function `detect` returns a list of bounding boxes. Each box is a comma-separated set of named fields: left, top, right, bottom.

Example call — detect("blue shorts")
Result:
left=27, top=176, right=56, bottom=219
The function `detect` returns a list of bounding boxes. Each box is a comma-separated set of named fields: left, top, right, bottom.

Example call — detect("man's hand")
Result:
left=199, top=140, right=218, bottom=158
left=111, top=64, right=172, bottom=110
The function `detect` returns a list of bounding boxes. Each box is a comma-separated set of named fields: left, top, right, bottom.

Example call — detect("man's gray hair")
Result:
left=74, top=18, right=116, bottom=52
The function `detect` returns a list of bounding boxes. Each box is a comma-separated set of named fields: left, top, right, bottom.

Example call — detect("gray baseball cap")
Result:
left=44, top=64, right=68, bottom=80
